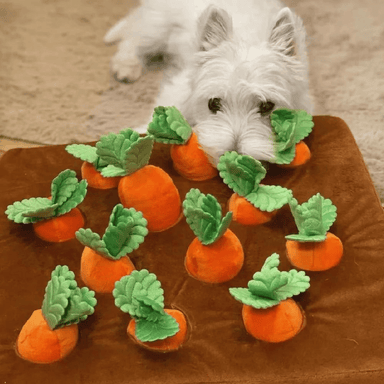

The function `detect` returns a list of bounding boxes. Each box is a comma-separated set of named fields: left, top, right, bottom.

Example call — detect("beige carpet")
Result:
left=1, top=0, right=383, bottom=202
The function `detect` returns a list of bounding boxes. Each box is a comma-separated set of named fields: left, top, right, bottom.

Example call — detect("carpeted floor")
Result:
left=1, top=0, right=383, bottom=202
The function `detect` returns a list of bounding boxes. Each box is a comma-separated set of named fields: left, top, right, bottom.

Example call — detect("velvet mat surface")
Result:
left=1, top=116, right=384, bottom=383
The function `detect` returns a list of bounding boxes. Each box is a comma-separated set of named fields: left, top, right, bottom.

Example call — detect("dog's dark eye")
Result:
left=259, top=101, right=275, bottom=115
left=208, top=98, right=222, bottom=114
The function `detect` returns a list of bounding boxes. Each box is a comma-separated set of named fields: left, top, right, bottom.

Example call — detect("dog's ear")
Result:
left=269, top=7, right=296, bottom=56
left=197, top=6, right=233, bottom=51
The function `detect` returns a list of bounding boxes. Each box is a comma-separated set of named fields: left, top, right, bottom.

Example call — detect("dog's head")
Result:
left=181, top=6, right=311, bottom=165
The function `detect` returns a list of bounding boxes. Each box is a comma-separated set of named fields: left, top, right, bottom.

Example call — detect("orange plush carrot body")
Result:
left=148, top=106, right=218, bottom=181
left=127, top=309, right=188, bottom=352
left=66, top=143, right=121, bottom=189
left=5, top=169, right=87, bottom=243
left=76, top=204, right=148, bottom=293
left=218, top=152, right=292, bottom=226
left=270, top=108, right=314, bottom=167
left=183, top=188, right=244, bottom=283
left=16, top=266, right=97, bottom=363
left=114, top=270, right=188, bottom=352
left=285, top=194, right=343, bottom=271
left=230, top=253, right=310, bottom=343
left=96, top=129, right=182, bottom=232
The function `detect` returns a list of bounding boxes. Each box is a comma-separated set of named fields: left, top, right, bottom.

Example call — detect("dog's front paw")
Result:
left=111, top=50, right=143, bottom=83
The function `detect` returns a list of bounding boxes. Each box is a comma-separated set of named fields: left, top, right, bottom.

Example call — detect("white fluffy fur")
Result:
left=105, top=0, right=313, bottom=165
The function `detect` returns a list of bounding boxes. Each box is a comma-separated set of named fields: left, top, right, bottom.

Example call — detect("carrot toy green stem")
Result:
left=147, top=106, right=218, bottom=181
left=230, top=253, right=310, bottom=343
left=76, top=204, right=148, bottom=293
left=218, top=151, right=292, bottom=226
left=5, top=169, right=87, bottom=242
left=113, top=269, right=188, bottom=352
left=270, top=108, right=314, bottom=167
left=66, top=144, right=121, bottom=189
left=96, top=129, right=182, bottom=232
left=285, top=193, right=343, bottom=271
left=16, top=265, right=97, bottom=363
left=183, top=188, right=244, bottom=283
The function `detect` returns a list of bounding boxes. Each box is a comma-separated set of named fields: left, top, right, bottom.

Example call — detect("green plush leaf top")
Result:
left=218, top=151, right=293, bottom=212
left=285, top=193, right=337, bottom=242
left=95, top=129, right=154, bottom=177
left=65, top=144, right=108, bottom=171
left=183, top=188, right=232, bottom=245
left=229, top=253, right=310, bottom=309
left=41, top=265, right=97, bottom=330
left=113, top=269, right=179, bottom=342
left=5, top=169, right=87, bottom=223
left=147, top=106, right=192, bottom=145
left=270, top=108, right=314, bottom=164
left=76, top=204, right=148, bottom=260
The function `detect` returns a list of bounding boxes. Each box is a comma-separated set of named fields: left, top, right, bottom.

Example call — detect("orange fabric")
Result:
left=81, top=161, right=121, bottom=189
left=16, top=309, right=78, bottom=364
left=80, top=246, right=136, bottom=293
left=242, top=299, right=306, bottom=343
left=170, top=132, right=218, bottom=181
left=228, top=193, right=277, bottom=226
left=185, top=229, right=244, bottom=283
left=118, top=165, right=182, bottom=232
left=280, top=141, right=311, bottom=168
left=33, top=207, right=85, bottom=242
left=127, top=309, right=188, bottom=352
left=286, top=232, right=343, bottom=271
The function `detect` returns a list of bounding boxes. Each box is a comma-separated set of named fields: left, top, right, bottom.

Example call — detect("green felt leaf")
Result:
left=286, top=193, right=337, bottom=241
left=102, top=204, right=148, bottom=259
left=271, top=108, right=314, bottom=164
left=65, top=144, right=98, bottom=165
left=183, top=188, right=232, bottom=245
left=41, top=265, right=97, bottom=330
left=51, top=169, right=79, bottom=206
left=55, top=179, right=88, bottom=216
left=58, top=287, right=97, bottom=328
left=76, top=228, right=111, bottom=258
left=41, top=266, right=76, bottom=330
left=135, top=312, right=180, bottom=342
left=147, top=106, right=192, bottom=144
left=96, top=130, right=154, bottom=176
left=217, top=152, right=266, bottom=196
left=5, top=197, right=59, bottom=224
left=113, top=269, right=164, bottom=318
left=229, top=253, right=310, bottom=309
left=245, top=185, right=293, bottom=212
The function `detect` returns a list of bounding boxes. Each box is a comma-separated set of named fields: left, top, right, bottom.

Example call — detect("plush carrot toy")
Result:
left=218, top=151, right=293, bottom=226
left=230, top=253, right=310, bottom=343
left=147, top=106, right=218, bottom=181
left=5, top=169, right=87, bottom=242
left=113, top=269, right=188, bottom=352
left=285, top=193, right=343, bottom=271
left=16, top=265, right=97, bottom=363
left=95, top=129, right=182, bottom=232
left=183, top=188, right=244, bottom=283
left=66, top=144, right=121, bottom=189
left=270, top=108, right=314, bottom=167
left=76, top=204, right=148, bottom=293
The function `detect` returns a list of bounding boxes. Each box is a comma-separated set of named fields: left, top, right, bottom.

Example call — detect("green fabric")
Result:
left=5, top=169, right=87, bottom=223
left=96, top=129, right=154, bottom=177
left=41, top=265, right=97, bottom=330
left=285, top=193, right=337, bottom=242
left=218, top=151, right=292, bottom=212
left=113, top=269, right=179, bottom=342
left=76, top=204, right=148, bottom=260
left=270, top=108, right=314, bottom=164
left=229, top=253, right=310, bottom=309
left=65, top=144, right=108, bottom=171
left=147, top=106, right=192, bottom=145
left=183, top=188, right=232, bottom=245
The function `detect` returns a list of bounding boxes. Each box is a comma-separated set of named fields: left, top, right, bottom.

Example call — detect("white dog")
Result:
left=104, top=0, right=313, bottom=165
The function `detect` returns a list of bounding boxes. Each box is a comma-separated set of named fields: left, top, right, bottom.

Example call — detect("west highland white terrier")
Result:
left=104, top=0, right=313, bottom=165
